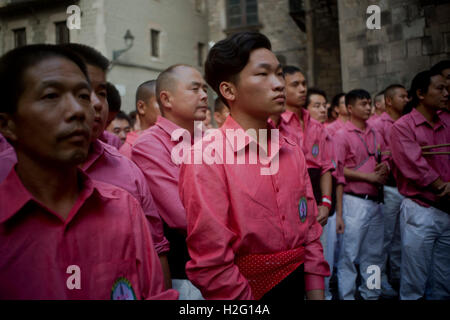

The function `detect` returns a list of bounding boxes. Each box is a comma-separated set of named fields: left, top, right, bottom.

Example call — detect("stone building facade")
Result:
left=338, top=0, right=450, bottom=96
left=0, top=0, right=209, bottom=112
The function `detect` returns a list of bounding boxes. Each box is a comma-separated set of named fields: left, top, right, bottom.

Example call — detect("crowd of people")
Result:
left=0, top=31, right=448, bottom=300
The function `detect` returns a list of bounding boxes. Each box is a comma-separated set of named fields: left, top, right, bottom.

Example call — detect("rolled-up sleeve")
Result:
left=333, top=131, right=348, bottom=186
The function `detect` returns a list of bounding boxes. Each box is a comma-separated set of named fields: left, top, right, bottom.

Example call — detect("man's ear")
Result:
left=219, top=82, right=236, bottom=105
left=0, top=113, right=17, bottom=143
left=416, top=88, right=425, bottom=101
left=159, top=91, right=172, bottom=111
left=136, top=100, right=146, bottom=116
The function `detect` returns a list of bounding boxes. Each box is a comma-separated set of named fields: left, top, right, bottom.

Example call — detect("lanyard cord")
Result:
left=354, top=128, right=377, bottom=170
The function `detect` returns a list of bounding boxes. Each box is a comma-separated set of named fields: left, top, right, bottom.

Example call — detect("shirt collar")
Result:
left=345, top=119, right=371, bottom=134
left=82, top=139, right=105, bottom=171
left=380, top=112, right=394, bottom=123
left=411, top=108, right=444, bottom=129
left=0, top=167, right=117, bottom=224
left=155, top=116, right=183, bottom=138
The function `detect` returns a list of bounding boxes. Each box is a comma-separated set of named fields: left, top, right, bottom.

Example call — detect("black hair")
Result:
left=214, top=97, right=227, bottom=113
left=430, top=60, right=450, bottom=75
left=345, top=89, right=371, bottom=107
left=374, top=91, right=385, bottom=103
left=205, top=32, right=272, bottom=106
left=331, top=92, right=346, bottom=108
left=106, top=82, right=121, bottom=113
left=61, top=43, right=110, bottom=71
left=408, top=69, right=443, bottom=109
left=384, top=84, right=406, bottom=100
left=135, top=80, right=156, bottom=107
left=128, top=111, right=137, bottom=128
left=115, top=111, right=131, bottom=127
left=306, top=88, right=327, bottom=107
left=282, top=65, right=303, bottom=77
left=0, top=44, right=89, bottom=114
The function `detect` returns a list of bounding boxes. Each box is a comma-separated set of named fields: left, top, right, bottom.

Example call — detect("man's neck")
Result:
left=376, top=109, right=384, bottom=116
left=164, top=113, right=195, bottom=137
left=269, top=114, right=281, bottom=127
left=350, top=116, right=366, bottom=131
left=230, top=107, right=270, bottom=141
left=338, top=115, right=348, bottom=123
left=15, top=152, right=80, bottom=221
left=386, top=106, right=401, bottom=121
left=416, top=103, right=438, bottom=124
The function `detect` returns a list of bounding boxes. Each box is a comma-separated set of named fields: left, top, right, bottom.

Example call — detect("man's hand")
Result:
left=336, top=215, right=345, bottom=234
left=306, top=289, right=325, bottom=300
left=437, top=182, right=450, bottom=198
left=367, top=170, right=388, bottom=185
left=375, top=163, right=389, bottom=175
left=317, top=205, right=330, bottom=226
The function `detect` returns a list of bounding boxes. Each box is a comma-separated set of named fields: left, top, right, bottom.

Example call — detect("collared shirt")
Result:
left=325, top=118, right=346, bottom=137
left=132, top=116, right=189, bottom=231
left=119, top=131, right=141, bottom=159
left=282, top=110, right=334, bottom=175
left=390, top=108, right=450, bottom=206
left=99, top=131, right=122, bottom=150
left=180, top=116, right=329, bottom=300
left=0, top=134, right=11, bottom=153
left=0, top=141, right=169, bottom=255
left=334, top=120, right=387, bottom=196
left=371, top=112, right=395, bottom=148
left=0, top=169, right=178, bottom=300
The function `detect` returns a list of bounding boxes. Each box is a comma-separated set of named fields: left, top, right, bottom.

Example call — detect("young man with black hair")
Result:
left=326, top=93, right=348, bottom=136
left=0, top=44, right=176, bottom=299
left=390, top=70, right=449, bottom=300
left=306, top=88, right=328, bottom=124
left=120, top=80, right=161, bottom=159
left=371, top=84, right=409, bottom=298
left=131, top=64, right=208, bottom=300
left=334, top=89, right=389, bottom=300
left=179, top=32, right=329, bottom=300
left=368, top=91, right=385, bottom=124
left=107, top=111, right=132, bottom=145
left=62, top=43, right=172, bottom=290
left=102, top=82, right=124, bottom=149
left=431, top=60, right=450, bottom=112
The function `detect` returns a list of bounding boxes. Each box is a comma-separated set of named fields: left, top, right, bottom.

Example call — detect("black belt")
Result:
left=413, top=196, right=450, bottom=215
left=346, top=192, right=379, bottom=202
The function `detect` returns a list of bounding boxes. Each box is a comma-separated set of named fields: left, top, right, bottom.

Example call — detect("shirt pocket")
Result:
left=88, top=259, right=139, bottom=300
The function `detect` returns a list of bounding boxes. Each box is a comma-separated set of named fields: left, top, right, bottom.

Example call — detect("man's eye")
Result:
left=42, top=93, right=59, bottom=100
left=256, top=72, right=268, bottom=76
left=98, top=91, right=107, bottom=98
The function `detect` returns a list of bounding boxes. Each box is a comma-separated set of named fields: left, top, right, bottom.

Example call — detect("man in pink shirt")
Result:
left=306, top=88, right=328, bottom=124
left=132, top=64, right=208, bottom=299
left=326, top=93, right=348, bottom=137
left=0, top=133, right=11, bottom=153
left=0, top=44, right=177, bottom=300
left=390, top=70, right=449, bottom=300
left=120, top=80, right=160, bottom=159
left=368, top=91, right=385, bottom=125
left=179, top=32, right=329, bottom=301
left=98, top=82, right=122, bottom=149
left=334, top=89, right=390, bottom=300
left=371, top=84, right=409, bottom=298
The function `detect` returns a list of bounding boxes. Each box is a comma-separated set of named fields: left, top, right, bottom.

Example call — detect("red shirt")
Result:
left=180, top=116, right=329, bottom=300
left=282, top=110, right=334, bottom=175
left=0, top=169, right=178, bottom=300
left=390, top=108, right=450, bottom=206
left=99, top=131, right=122, bottom=150
left=371, top=112, right=395, bottom=148
left=119, top=131, right=141, bottom=159
left=325, top=118, right=346, bottom=137
left=132, top=116, right=190, bottom=231
left=82, top=140, right=169, bottom=254
left=334, top=120, right=387, bottom=196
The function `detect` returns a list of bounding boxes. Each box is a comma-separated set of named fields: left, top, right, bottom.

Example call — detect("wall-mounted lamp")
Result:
left=112, top=29, right=135, bottom=61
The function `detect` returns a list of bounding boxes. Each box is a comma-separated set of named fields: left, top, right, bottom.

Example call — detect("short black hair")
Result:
left=408, top=69, right=443, bottom=109
left=205, top=32, right=272, bottom=107
left=374, top=91, right=385, bottom=103
left=384, top=84, right=406, bottom=100
left=135, top=80, right=156, bottom=107
left=331, top=93, right=346, bottom=108
left=282, top=65, right=303, bottom=77
left=115, top=111, right=131, bottom=127
left=61, top=43, right=110, bottom=71
left=345, top=89, right=371, bottom=107
left=106, top=82, right=121, bottom=113
left=430, top=60, right=450, bottom=75
left=306, top=88, right=327, bottom=107
left=128, top=111, right=137, bottom=128
left=0, top=44, right=89, bottom=114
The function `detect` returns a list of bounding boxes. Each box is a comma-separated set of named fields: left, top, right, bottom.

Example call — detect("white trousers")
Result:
left=337, top=194, right=384, bottom=300
left=172, top=279, right=204, bottom=300
left=380, top=186, right=404, bottom=296
left=323, top=213, right=341, bottom=300
left=399, top=199, right=450, bottom=300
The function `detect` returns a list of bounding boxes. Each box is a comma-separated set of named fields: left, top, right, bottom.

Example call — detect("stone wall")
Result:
left=338, top=0, right=450, bottom=96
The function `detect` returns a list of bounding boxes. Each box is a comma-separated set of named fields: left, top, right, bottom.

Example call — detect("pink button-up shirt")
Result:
left=371, top=112, right=395, bottom=148
left=119, top=131, right=141, bottom=159
left=179, top=116, right=329, bottom=300
left=325, top=118, right=346, bottom=137
left=0, top=134, right=11, bottom=153
left=334, top=120, right=387, bottom=196
left=99, top=130, right=122, bottom=150
left=0, top=169, right=178, bottom=300
left=390, top=108, right=450, bottom=206
left=132, top=116, right=189, bottom=231
left=282, top=110, right=334, bottom=175
left=0, top=141, right=169, bottom=255
left=82, top=140, right=169, bottom=254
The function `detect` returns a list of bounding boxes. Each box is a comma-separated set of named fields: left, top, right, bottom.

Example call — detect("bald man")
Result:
left=131, top=64, right=208, bottom=300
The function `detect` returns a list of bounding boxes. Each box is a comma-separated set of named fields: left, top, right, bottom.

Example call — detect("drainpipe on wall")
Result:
left=305, top=0, right=314, bottom=86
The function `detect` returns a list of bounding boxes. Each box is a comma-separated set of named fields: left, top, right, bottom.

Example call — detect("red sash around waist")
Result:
left=235, top=246, right=305, bottom=300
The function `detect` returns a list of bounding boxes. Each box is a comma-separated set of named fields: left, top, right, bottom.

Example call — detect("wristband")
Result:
left=322, top=195, right=332, bottom=205
left=320, top=202, right=332, bottom=210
